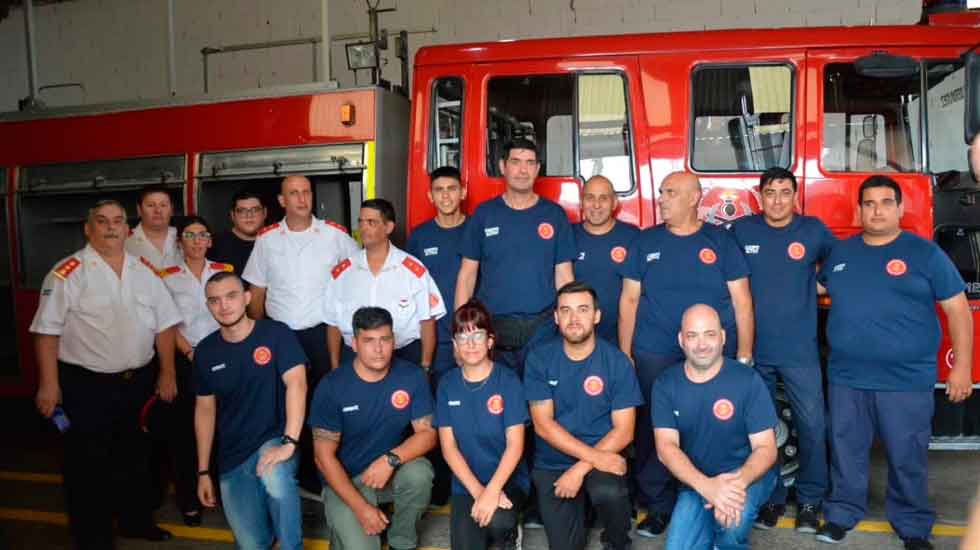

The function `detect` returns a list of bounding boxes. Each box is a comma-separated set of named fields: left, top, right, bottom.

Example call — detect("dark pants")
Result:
left=431, top=340, right=456, bottom=377
left=755, top=363, right=828, bottom=507
left=155, top=354, right=200, bottom=514
left=449, top=485, right=525, bottom=550
left=59, top=361, right=158, bottom=550
left=632, top=350, right=682, bottom=515
left=394, top=339, right=423, bottom=366
left=824, top=384, right=935, bottom=539
left=294, top=323, right=329, bottom=493
left=533, top=469, right=632, bottom=550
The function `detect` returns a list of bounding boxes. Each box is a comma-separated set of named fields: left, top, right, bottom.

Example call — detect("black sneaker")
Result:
left=815, top=522, right=847, bottom=544
left=753, top=503, right=784, bottom=530
left=795, top=503, right=820, bottom=533
left=903, top=537, right=933, bottom=550
left=523, top=508, right=544, bottom=529
left=635, top=512, right=669, bottom=538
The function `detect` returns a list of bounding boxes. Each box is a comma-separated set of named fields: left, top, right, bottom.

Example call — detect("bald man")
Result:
left=652, top=304, right=777, bottom=550
left=620, top=171, right=754, bottom=537
left=573, top=175, right=639, bottom=343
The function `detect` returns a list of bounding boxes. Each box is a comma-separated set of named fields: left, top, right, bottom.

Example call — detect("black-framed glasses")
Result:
left=182, top=231, right=212, bottom=241
left=234, top=206, right=264, bottom=216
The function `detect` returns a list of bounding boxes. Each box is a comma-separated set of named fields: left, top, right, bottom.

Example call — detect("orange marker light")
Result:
left=340, top=103, right=356, bottom=126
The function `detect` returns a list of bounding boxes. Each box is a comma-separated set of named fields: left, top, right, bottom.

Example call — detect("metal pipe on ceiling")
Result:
left=22, top=0, right=40, bottom=107
left=167, top=0, right=176, bottom=96
left=321, top=0, right=331, bottom=82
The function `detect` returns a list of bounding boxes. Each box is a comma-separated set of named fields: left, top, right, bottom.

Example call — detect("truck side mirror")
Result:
left=964, top=48, right=980, bottom=145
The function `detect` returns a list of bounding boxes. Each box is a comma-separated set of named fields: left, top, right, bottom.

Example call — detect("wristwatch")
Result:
left=281, top=434, right=300, bottom=447
left=384, top=451, right=402, bottom=468
left=737, top=356, right=755, bottom=368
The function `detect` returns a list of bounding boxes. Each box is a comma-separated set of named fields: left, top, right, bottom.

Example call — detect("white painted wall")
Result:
left=0, top=0, right=923, bottom=113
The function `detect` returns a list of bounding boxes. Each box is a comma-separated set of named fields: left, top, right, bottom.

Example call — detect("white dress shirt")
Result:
left=161, top=259, right=231, bottom=347
left=125, top=224, right=181, bottom=272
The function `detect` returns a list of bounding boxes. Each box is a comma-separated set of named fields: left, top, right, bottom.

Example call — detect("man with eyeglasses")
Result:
left=324, top=199, right=446, bottom=371
left=243, top=175, right=358, bottom=385
left=210, top=190, right=268, bottom=275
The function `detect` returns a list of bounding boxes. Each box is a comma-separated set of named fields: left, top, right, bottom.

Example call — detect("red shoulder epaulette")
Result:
left=324, top=219, right=350, bottom=234
left=210, top=262, right=234, bottom=273
left=160, top=265, right=183, bottom=277
left=402, top=257, right=426, bottom=278
left=257, top=223, right=281, bottom=237
left=331, top=258, right=352, bottom=279
left=53, top=257, right=81, bottom=280
left=139, top=256, right=162, bottom=276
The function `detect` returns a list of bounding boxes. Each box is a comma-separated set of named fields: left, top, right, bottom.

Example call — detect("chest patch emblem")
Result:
left=583, top=375, right=605, bottom=397
left=538, top=222, right=555, bottom=240
left=713, top=398, right=735, bottom=421
left=787, top=242, right=806, bottom=261
left=886, top=259, right=907, bottom=277
left=487, top=394, right=504, bottom=415
left=423, top=247, right=439, bottom=257
left=253, top=346, right=272, bottom=366
left=699, top=248, right=717, bottom=265
left=391, top=390, right=411, bottom=410
left=610, top=246, right=627, bottom=263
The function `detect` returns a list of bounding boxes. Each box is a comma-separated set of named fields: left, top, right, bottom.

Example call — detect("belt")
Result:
left=59, top=361, right=147, bottom=380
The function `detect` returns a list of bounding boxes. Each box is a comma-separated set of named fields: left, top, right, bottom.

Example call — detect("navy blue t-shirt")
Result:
left=818, top=232, right=965, bottom=391
left=434, top=364, right=530, bottom=495
left=624, top=223, right=750, bottom=359
left=652, top=359, right=777, bottom=478
left=730, top=215, right=835, bottom=369
left=308, top=359, right=434, bottom=478
left=573, top=221, right=641, bottom=343
left=407, top=219, right=467, bottom=353
left=461, top=196, right=577, bottom=317
left=524, top=337, right=644, bottom=471
left=194, top=319, right=308, bottom=474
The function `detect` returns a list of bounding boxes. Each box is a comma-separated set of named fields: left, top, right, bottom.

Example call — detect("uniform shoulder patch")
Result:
left=331, top=258, right=352, bottom=279
left=53, top=257, right=81, bottom=280
left=257, top=223, right=281, bottom=237
left=324, top=219, right=350, bottom=234
left=160, top=265, right=183, bottom=277
left=139, top=256, right=162, bottom=276
left=209, top=262, right=234, bottom=273
left=402, top=256, right=426, bottom=278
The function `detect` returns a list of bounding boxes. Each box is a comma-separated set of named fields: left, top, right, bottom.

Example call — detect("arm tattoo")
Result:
left=412, top=414, right=433, bottom=431
left=312, top=428, right=341, bottom=443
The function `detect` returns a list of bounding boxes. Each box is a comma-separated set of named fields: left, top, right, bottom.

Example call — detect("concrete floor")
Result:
left=1, top=397, right=977, bottom=550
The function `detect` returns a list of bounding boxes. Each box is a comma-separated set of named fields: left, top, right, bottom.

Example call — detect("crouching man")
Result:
left=311, top=306, right=436, bottom=550
left=653, top=304, right=778, bottom=550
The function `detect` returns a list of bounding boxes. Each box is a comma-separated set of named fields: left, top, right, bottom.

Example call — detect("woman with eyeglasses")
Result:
left=156, top=215, right=233, bottom=526
left=434, top=299, right=529, bottom=550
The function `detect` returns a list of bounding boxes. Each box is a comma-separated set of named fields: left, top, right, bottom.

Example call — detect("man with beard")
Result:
left=653, top=304, right=778, bottom=550
left=210, top=190, right=268, bottom=275
left=524, top=281, right=643, bottom=550
left=193, top=271, right=308, bottom=549
left=573, top=175, right=639, bottom=343
left=31, top=199, right=182, bottom=548
left=125, top=185, right=182, bottom=271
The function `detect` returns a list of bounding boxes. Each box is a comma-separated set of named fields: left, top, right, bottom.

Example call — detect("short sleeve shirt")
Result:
left=160, top=259, right=231, bottom=346
left=125, top=224, right=182, bottom=272
left=652, top=359, right=777, bottom=478
left=406, top=219, right=467, bottom=346
left=308, top=360, right=434, bottom=478
left=242, top=217, right=359, bottom=330
left=322, top=245, right=447, bottom=349
left=730, top=215, right=835, bottom=368
left=524, top=337, right=644, bottom=471
left=434, top=364, right=530, bottom=495
left=573, top=221, right=641, bottom=342
left=624, top=223, right=750, bottom=358
left=30, top=245, right=182, bottom=372
left=461, top=196, right=577, bottom=317
left=209, top=230, right=256, bottom=276
left=194, top=319, right=307, bottom=473
left=817, top=232, right=965, bottom=391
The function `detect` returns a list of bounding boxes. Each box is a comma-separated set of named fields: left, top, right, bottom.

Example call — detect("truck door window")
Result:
left=431, top=77, right=463, bottom=169
left=578, top=73, right=634, bottom=192
left=925, top=61, right=968, bottom=174
left=823, top=63, right=921, bottom=172
left=486, top=75, right=575, bottom=177
left=691, top=64, right=794, bottom=172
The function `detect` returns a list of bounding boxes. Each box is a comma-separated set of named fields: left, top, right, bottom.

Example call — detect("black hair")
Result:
left=759, top=167, right=797, bottom=192
left=138, top=185, right=172, bottom=205
left=500, top=138, right=539, bottom=162
left=177, top=215, right=211, bottom=235
left=231, top=190, right=264, bottom=211
left=429, top=165, right=461, bottom=183
left=352, top=306, right=394, bottom=336
left=858, top=175, right=903, bottom=205
left=205, top=270, right=243, bottom=290
left=556, top=280, right=599, bottom=310
left=362, top=198, right=397, bottom=224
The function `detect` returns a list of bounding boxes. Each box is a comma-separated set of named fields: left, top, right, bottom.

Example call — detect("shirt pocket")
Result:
left=392, top=293, right=418, bottom=333
left=77, top=294, right=114, bottom=329
left=134, top=294, right=158, bottom=331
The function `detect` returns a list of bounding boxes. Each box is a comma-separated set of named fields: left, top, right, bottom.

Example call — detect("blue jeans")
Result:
left=755, top=363, right=828, bottom=507
left=219, top=438, right=303, bottom=550
left=665, top=469, right=776, bottom=550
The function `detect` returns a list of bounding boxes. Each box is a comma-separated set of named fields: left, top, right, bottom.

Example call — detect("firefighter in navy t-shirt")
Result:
left=729, top=167, right=836, bottom=532
left=573, top=175, right=640, bottom=343
left=310, top=307, right=436, bottom=550
left=525, top=282, right=644, bottom=550
left=456, top=138, right=577, bottom=377
left=620, top=171, right=754, bottom=537
left=193, top=271, right=308, bottom=550
left=652, top=304, right=778, bottom=550
left=815, top=176, right=973, bottom=549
